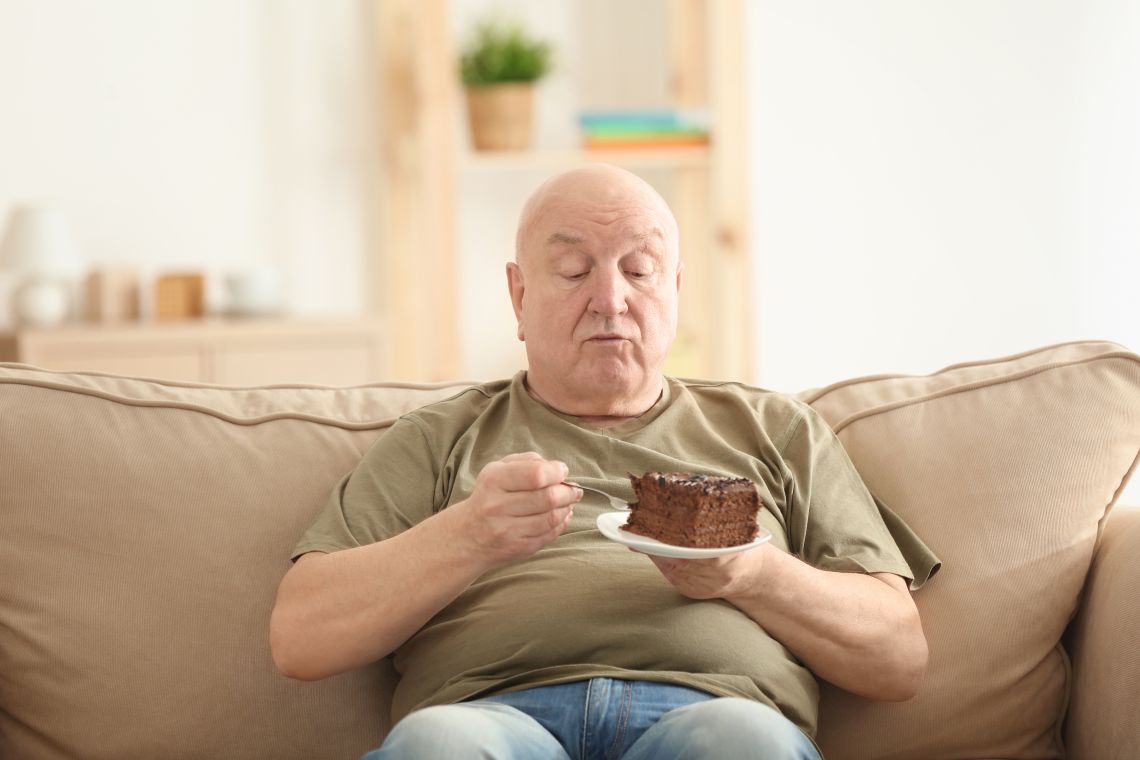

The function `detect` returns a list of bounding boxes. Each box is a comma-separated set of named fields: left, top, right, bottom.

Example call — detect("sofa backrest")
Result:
left=2, top=340, right=1138, bottom=760
left=797, top=340, right=1140, bottom=759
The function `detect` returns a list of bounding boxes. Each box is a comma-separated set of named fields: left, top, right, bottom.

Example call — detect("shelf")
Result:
left=0, top=317, right=386, bottom=386
left=461, top=146, right=711, bottom=172
left=376, top=0, right=751, bottom=382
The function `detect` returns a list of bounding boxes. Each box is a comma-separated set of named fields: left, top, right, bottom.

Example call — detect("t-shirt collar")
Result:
left=515, top=371, right=672, bottom=436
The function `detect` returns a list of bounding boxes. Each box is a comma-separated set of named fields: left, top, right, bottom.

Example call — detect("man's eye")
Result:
left=626, top=270, right=649, bottom=279
left=564, top=272, right=588, bottom=280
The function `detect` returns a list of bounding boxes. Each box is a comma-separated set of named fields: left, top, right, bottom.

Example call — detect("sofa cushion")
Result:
left=799, top=341, right=1140, bottom=760
left=0, top=364, right=473, bottom=760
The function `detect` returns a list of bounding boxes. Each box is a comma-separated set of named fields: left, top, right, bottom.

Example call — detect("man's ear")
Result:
left=675, top=259, right=684, bottom=294
left=506, top=261, right=525, bottom=341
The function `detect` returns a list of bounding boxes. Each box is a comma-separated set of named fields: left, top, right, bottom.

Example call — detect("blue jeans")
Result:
left=365, top=678, right=821, bottom=760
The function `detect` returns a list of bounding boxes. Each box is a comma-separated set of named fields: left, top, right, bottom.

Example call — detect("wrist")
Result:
left=427, top=500, right=498, bottom=578
left=726, top=542, right=780, bottom=606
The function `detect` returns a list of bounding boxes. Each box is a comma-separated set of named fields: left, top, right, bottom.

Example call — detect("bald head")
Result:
left=505, top=163, right=683, bottom=419
left=515, top=164, right=680, bottom=267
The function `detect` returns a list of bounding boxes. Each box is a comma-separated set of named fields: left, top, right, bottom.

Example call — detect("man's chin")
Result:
left=572, top=362, right=657, bottom=403
left=578, top=357, right=639, bottom=384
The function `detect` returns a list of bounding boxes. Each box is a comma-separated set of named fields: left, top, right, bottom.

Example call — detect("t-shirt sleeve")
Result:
left=778, top=405, right=940, bottom=590
left=290, top=417, right=440, bottom=561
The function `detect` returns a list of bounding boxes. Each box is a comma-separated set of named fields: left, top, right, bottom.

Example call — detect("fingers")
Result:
left=519, top=503, right=575, bottom=538
left=481, top=483, right=575, bottom=521
left=474, top=497, right=575, bottom=561
left=485, top=455, right=570, bottom=493
left=497, top=494, right=575, bottom=536
left=463, top=454, right=581, bottom=565
left=499, top=451, right=545, bottom=463
left=643, top=552, right=759, bottom=601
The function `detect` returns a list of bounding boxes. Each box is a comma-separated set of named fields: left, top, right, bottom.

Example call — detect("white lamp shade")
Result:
left=0, top=204, right=83, bottom=278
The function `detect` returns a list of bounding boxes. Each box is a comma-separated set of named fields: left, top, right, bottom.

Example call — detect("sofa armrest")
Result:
left=1065, top=503, right=1140, bottom=760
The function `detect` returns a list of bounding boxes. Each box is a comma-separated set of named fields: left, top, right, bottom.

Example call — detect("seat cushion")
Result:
left=799, top=341, right=1140, bottom=760
left=0, top=364, right=474, bottom=760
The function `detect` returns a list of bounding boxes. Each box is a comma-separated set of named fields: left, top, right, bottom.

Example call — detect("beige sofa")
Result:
left=2, top=340, right=1138, bottom=760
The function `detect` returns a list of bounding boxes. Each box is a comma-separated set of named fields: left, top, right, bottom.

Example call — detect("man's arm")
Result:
left=648, top=545, right=928, bottom=702
left=270, top=454, right=581, bottom=681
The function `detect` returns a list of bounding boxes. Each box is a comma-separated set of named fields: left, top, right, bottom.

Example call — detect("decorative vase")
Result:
left=1, top=204, right=84, bottom=328
left=465, top=82, right=535, bottom=151
left=13, top=274, right=72, bottom=327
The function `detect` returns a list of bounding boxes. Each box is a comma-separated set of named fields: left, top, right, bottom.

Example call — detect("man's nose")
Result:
left=587, top=267, right=630, bottom=317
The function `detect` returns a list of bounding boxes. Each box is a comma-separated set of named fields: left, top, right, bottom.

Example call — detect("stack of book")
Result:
left=578, top=109, right=711, bottom=150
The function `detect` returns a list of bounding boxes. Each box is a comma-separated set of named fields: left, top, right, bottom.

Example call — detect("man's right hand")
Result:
left=271, top=452, right=582, bottom=681
left=453, top=452, right=582, bottom=567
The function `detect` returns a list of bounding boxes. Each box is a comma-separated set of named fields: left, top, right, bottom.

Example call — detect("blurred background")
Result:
left=0, top=0, right=1137, bottom=393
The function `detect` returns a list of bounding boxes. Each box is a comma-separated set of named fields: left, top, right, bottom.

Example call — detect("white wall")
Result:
left=747, top=0, right=1140, bottom=393
left=0, top=0, right=378, bottom=323
left=4, top=2, right=1136, bottom=386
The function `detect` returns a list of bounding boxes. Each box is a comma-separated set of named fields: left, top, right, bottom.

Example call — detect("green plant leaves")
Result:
left=460, top=20, right=552, bottom=85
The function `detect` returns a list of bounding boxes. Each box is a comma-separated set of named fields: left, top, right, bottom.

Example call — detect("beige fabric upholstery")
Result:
left=0, top=365, right=468, bottom=760
left=800, top=341, right=1140, bottom=760
left=1065, top=503, right=1140, bottom=760
left=2, top=341, right=1138, bottom=760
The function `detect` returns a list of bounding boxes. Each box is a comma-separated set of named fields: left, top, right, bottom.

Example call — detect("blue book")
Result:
left=578, top=108, right=712, bottom=132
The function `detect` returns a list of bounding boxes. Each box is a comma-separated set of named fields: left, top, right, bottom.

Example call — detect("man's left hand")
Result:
left=645, top=545, right=767, bottom=601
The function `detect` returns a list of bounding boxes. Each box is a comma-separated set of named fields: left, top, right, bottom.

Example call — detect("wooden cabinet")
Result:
left=0, top=319, right=385, bottom=386
left=374, top=0, right=752, bottom=382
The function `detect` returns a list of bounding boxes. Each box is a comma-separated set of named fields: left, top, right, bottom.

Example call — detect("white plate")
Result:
left=595, top=511, right=773, bottom=559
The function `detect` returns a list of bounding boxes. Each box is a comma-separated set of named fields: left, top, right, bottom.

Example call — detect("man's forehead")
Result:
left=515, top=166, right=680, bottom=264
left=544, top=228, right=665, bottom=248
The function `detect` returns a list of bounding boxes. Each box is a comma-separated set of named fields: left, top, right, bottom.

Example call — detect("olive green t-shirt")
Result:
left=293, top=372, right=940, bottom=739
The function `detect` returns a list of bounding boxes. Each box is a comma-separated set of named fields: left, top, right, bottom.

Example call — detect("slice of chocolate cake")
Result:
left=624, top=473, right=762, bottom=549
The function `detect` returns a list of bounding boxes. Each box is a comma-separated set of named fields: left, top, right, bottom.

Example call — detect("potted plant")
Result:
left=459, top=18, right=552, bottom=151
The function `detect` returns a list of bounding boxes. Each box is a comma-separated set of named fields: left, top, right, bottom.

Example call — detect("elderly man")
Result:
left=270, top=164, right=939, bottom=760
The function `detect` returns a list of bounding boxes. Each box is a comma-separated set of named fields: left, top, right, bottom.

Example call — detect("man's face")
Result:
left=508, top=187, right=681, bottom=414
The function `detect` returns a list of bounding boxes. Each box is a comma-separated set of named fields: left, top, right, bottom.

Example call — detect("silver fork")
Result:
left=565, top=481, right=631, bottom=511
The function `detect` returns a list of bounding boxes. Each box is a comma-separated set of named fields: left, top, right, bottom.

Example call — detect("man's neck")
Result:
left=524, top=375, right=662, bottom=428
